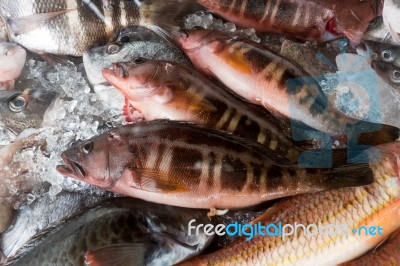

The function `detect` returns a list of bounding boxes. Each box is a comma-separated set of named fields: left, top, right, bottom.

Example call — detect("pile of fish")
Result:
left=0, top=0, right=399, bottom=265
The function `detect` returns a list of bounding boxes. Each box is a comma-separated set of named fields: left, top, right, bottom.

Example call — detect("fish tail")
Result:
left=139, top=0, right=200, bottom=30
left=355, top=122, right=400, bottom=146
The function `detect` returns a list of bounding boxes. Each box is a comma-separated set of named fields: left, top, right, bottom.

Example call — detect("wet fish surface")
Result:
left=169, top=29, right=400, bottom=144
left=0, top=41, right=26, bottom=90
left=0, top=0, right=190, bottom=56
left=195, top=0, right=382, bottom=44
left=340, top=227, right=400, bottom=266
left=178, top=142, right=400, bottom=265
left=103, top=59, right=304, bottom=163
left=363, top=17, right=399, bottom=46
left=83, top=26, right=191, bottom=86
left=383, top=0, right=400, bottom=45
left=0, top=89, right=58, bottom=134
left=0, top=191, right=109, bottom=260
left=57, top=120, right=374, bottom=209
left=3, top=198, right=213, bottom=266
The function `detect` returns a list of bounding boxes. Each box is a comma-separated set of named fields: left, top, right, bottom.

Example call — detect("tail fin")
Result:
left=356, top=123, right=399, bottom=146
left=140, top=0, right=202, bottom=29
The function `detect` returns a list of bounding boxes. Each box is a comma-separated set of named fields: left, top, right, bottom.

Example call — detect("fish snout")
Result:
left=57, top=152, right=86, bottom=180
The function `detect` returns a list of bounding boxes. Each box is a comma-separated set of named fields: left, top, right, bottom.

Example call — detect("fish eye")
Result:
left=120, top=36, right=130, bottom=43
left=192, top=26, right=204, bottom=30
left=106, top=43, right=122, bottom=54
left=133, top=57, right=146, bottom=64
left=390, top=70, right=400, bottom=84
left=381, top=50, right=394, bottom=62
left=9, top=95, right=26, bottom=113
left=80, top=141, right=94, bottom=154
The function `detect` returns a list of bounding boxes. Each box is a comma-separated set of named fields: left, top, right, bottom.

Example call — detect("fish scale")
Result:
left=57, top=120, right=374, bottom=210
left=0, top=0, right=181, bottom=56
left=178, top=143, right=400, bottom=265
left=103, top=60, right=304, bottom=164
left=172, top=29, right=400, bottom=145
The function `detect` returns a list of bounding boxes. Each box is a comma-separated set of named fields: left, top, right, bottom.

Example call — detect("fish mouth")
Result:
left=111, top=63, right=129, bottom=78
left=56, top=153, right=86, bottom=179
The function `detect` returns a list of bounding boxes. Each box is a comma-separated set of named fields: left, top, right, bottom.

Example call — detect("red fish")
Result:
left=196, top=0, right=383, bottom=45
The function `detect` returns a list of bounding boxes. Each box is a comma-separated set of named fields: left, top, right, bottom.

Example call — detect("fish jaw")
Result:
left=57, top=152, right=86, bottom=180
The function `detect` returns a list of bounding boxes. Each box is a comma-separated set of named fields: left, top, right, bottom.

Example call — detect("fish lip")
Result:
left=57, top=153, right=85, bottom=179
left=112, top=63, right=129, bottom=78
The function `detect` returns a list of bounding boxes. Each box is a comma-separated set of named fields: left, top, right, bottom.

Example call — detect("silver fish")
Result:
left=83, top=26, right=190, bottom=85
left=0, top=89, right=57, bottom=134
left=372, top=60, right=400, bottom=90
left=0, top=191, right=111, bottom=259
left=383, top=0, right=400, bottom=45
left=3, top=198, right=213, bottom=266
left=0, top=0, right=191, bottom=56
left=363, top=17, right=399, bottom=46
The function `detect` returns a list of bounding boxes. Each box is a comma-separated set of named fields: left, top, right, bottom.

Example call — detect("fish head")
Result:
left=102, top=59, right=172, bottom=101
left=0, top=89, right=57, bottom=133
left=0, top=41, right=26, bottom=88
left=83, top=41, right=133, bottom=85
left=57, top=129, right=135, bottom=189
left=173, top=28, right=224, bottom=52
left=371, top=60, right=400, bottom=89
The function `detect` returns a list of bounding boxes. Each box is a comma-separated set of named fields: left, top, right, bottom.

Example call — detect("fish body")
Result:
left=0, top=191, right=109, bottom=259
left=103, top=59, right=302, bottom=163
left=83, top=26, right=190, bottom=85
left=57, top=120, right=374, bottom=209
left=383, top=0, right=400, bottom=45
left=172, top=29, right=400, bottom=143
left=0, top=0, right=187, bottom=56
left=372, top=60, right=400, bottom=90
left=0, top=41, right=26, bottom=90
left=4, top=198, right=213, bottom=266
left=340, top=227, right=400, bottom=266
left=0, top=135, right=44, bottom=234
left=0, top=89, right=58, bottom=134
left=178, top=142, right=400, bottom=265
left=363, top=17, right=399, bottom=46
left=196, top=0, right=382, bottom=44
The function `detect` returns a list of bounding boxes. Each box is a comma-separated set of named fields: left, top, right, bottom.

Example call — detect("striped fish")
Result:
left=169, top=29, right=400, bottom=145
left=57, top=120, right=373, bottom=210
left=178, top=142, right=400, bottom=265
left=196, top=0, right=382, bottom=44
left=102, top=59, right=304, bottom=163
left=0, top=0, right=189, bottom=56
left=340, top=227, right=400, bottom=266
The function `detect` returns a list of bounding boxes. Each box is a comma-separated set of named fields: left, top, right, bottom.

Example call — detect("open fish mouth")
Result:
left=56, top=153, right=86, bottom=179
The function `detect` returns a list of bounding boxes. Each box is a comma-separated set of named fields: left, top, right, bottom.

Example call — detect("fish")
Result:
left=364, top=41, right=400, bottom=68
left=102, top=59, right=307, bottom=163
left=167, top=29, right=400, bottom=145
left=0, top=134, right=45, bottom=234
left=57, top=120, right=374, bottom=210
left=363, top=17, right=399, bottom=46
left=83, top=26, right=191, bottom=86
left=371, top=60, right=400, bottom=91
left=0, top=0, right=193, bottom=56
left=3, top=197, right=214, bottom=266
left=0, top=41, right=26, bottom=90
left=340, top=227, right=400, bottom=266
left=383, top=0, right=400, bottom=45
left=195, top=0, right=382, bottom=45
left=177, top=141, right=400, bottom=266
left=0, top=89, right=58, bottom=134
left=0, top=191, right=110, bottom=260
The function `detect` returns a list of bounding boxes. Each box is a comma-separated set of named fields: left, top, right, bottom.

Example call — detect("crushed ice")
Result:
left=7, top=58, right=127, bottom=202
left=184, top=11, right=261, bottom=43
